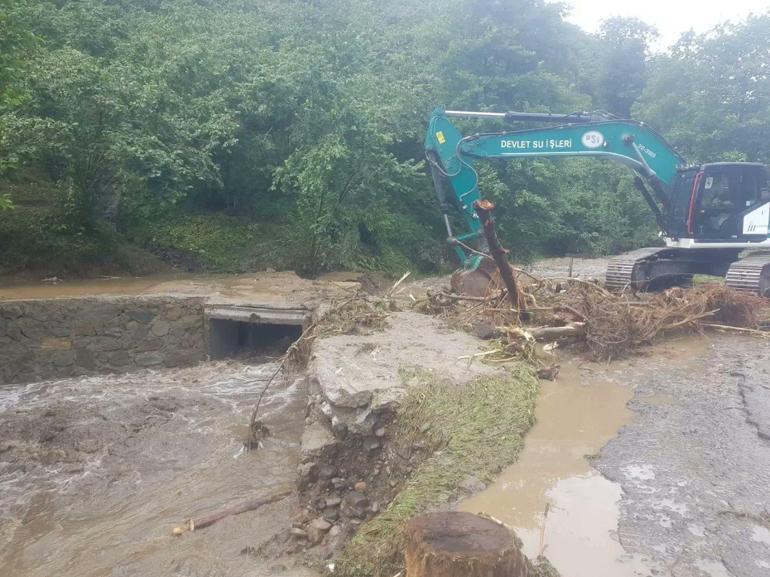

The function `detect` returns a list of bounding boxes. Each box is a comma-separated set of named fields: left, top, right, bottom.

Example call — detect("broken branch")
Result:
left=173, top=489, right=293, bottom=534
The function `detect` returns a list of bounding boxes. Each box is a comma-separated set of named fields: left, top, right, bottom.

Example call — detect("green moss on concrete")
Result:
left=335, top=364, right=539, bottom=577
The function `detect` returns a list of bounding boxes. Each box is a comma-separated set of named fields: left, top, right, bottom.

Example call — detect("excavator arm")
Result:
left=424, top=108, right=687, bottom=268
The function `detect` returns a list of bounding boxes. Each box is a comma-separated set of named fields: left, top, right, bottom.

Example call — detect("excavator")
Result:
left=424, top=108, right=770, bottom=296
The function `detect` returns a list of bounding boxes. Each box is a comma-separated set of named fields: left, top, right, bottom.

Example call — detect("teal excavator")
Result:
left=425, top=108, right=770, bottom=296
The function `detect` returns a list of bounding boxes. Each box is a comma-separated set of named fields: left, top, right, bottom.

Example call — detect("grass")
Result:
left=129, top=213, right=295, bottom=273
left=334, top=364, right=539, bottom=577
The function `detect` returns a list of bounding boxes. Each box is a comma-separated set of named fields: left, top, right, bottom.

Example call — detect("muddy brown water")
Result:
left=0, top=271, right=359, bottom=304
left=0, top=362, right=317, bottom=577
left=460, top=338, right=709, bottom=577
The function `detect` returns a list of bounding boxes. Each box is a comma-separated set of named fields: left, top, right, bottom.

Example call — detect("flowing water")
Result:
left=0, top=361, right=314, bottom=577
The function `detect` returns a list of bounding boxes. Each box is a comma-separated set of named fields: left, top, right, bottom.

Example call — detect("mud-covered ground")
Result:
left=596, top=335, right=770, bottom=577
left=525, top=255, right=610, bottom=281
left=0, top=361, right=317, bottom=577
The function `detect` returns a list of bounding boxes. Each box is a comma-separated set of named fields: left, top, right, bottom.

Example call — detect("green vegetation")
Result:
left=1, top=1, right=768, bottom=276
left=336, top=365, right=539, bottom=577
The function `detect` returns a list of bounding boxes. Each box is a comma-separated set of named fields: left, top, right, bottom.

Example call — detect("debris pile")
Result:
left=416, top=273, right=770, bottom=361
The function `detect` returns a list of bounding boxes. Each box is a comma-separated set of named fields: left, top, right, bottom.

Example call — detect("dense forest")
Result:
left=1, top=0, right=769, bottom=277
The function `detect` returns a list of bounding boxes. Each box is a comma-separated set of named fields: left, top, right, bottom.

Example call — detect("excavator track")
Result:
left=605, top=248, right=681, bottom=292
left=725, top=254, right=770, bottom=296
left=607, top=248, right=770, bottom=296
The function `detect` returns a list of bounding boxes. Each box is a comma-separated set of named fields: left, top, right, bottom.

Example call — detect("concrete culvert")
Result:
left=207, top=318, right=302, bottom=360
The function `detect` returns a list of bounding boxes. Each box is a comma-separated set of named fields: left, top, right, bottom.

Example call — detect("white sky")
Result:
left=552, top=0, right=770, bottom=49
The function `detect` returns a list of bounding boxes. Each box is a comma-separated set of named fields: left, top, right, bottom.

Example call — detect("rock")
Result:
left=150, top=320, right=171, bottom=337
left=374, top=427, right=387, bottom=438
left=472, top=321, right=499, bottom=340
left=51, top=350, right=76, bottom=367
left=329, top=525, right=342, bottom=538
left=317, top=464, right=337, bottom=480
left=135, top=338, right=163, bottom=352
left=365, top=438, right=380, bottom=451
left=310, top=517, right=333, bottom=531
left=331, top=477, right=348, bottom=490
left=128, top=310, right=155, bottom=323
left=354, top=481, right=367, bottom=493
left=40, top=337, right=72, bottom=350
left=297, top=462, right=316, bottom=479
left=301, top=422, right=336, bottom=458
left=331, top=418, right=349, bottom=438
left=369, top=501, right=380, bottom=514
left=165, top=306, right=184, bottom=321
left=322, top=507, right=339, bottom=521
left=290, top=527, right=308, bottom=539
left=370, top=387, right=406, bottom=413
left=536, top=364, right=560, bottom=380
left=107, top=350, right=131, bottom=367
left=307, top=517, right=333, bottom=544
left=325, top=495, right=342, bottom=507
left=75, top=348, right=97, bottom=371
left=341, top=491, right=369, bottom=518
left=74, top=322, right=97, bottom=337
left=134, top=351, right=164, bottom=367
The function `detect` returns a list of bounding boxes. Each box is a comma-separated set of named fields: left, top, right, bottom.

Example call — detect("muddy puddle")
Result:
left=0, top=272, right=358, bottom=303
left=460, top=358, right=646, bottom=576
left=460, top=338, right=710, bottom=577
left=0, top=274, right=190, bottom=299
left=0, top=361, right=315, bottom=577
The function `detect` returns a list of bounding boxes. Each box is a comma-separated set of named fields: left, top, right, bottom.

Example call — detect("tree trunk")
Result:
left=473, top=199, right=527, bottom=320
left=405, top=512, right=530, bottom=577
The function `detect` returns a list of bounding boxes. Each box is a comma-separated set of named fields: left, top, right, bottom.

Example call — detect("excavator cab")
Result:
left=688, top=163, right=769, bottom=241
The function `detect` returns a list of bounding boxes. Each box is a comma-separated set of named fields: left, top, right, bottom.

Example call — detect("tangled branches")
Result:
left=416, top=274, right=769, bottom=361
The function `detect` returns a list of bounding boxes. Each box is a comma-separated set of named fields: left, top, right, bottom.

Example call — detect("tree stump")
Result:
left=405, top=511, right=530, bottom=577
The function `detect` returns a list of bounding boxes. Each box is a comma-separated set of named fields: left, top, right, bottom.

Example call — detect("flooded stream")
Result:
left=0, top=361, right=314, bottom=577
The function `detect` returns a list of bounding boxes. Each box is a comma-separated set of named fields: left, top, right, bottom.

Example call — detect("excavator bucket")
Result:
left=450, top=257, right=499, bottom=297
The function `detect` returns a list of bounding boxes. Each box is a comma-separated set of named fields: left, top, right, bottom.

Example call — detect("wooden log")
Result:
left=173, top=489, right=293, bottom=534
left=528, top=322, right=586, bottom=341
left=473, top=199, right=528, bottom=320
left=405, top=512, right=530, bottom=577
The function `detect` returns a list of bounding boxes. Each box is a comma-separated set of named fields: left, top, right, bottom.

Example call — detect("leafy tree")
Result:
left=0, top=1, right=767, bottom=275
left=636, top=13, right=770, bottom=164
left=596, top=17, right=658, bottom=117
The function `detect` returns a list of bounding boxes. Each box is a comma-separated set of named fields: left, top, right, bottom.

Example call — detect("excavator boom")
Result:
left=425, top=108, right=770, bottom=296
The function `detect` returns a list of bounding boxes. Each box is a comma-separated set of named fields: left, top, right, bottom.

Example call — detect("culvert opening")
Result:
left=208, top=318, right=303, bottom=360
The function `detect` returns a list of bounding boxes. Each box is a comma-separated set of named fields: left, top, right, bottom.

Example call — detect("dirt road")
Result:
left=462, top=334, right=770, bottom=577
left=597, top=335, right=770, bottom=577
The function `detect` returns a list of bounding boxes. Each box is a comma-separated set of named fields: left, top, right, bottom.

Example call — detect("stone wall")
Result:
left=0, top=296, right=206, bottom=385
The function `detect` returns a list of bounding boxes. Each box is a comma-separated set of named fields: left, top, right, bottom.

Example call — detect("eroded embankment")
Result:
left=292, top=311, right=546, bottom=576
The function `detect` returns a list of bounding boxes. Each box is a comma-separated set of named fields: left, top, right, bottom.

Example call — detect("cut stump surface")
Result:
left=405, top=511, right=529, bottom=577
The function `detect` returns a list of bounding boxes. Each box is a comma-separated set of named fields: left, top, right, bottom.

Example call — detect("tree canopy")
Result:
left=0, top=1, right=768, bottom=276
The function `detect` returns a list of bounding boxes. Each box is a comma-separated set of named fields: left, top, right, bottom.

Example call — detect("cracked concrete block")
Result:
left=301, top=421, right=336, bottom=459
